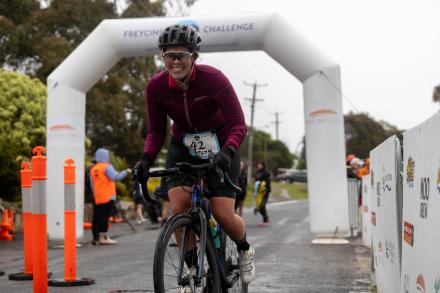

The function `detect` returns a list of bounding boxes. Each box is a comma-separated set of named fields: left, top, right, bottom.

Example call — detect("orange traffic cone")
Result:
left=0, top=209, right=13, bottom=241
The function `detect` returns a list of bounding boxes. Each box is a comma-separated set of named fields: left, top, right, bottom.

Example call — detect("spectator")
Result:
left=254, top=162, right=271, bottom=226
left=134, top=192, right=147, bottom=224
left=346, top=155, right=359, bottom=179
left=156, top=177, right=170, bottom=226
left=90, top=148, right=131, bottom=245
left=84, top=159, right=96, bottom=204
left=357, top=158, right=370, bottom=178
left=350, top=158, right=363, bottom=179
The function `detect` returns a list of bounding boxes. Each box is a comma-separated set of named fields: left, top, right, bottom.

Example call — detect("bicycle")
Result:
left=134, top=161, right=249, bottom=293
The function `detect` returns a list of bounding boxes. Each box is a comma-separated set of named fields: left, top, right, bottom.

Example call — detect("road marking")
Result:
left=277, top=217, right=288, bottom=225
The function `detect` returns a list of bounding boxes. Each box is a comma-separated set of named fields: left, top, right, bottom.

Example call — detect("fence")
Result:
left=347, top=178, right=360, bottom=237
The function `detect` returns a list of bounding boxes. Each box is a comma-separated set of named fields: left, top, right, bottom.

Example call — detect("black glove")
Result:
left=133, top=153, right=152, bottom=182
left=213, top=146, right=236, bottom=172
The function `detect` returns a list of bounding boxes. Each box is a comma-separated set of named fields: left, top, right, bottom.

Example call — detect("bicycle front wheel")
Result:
left=153, top=214, right=221, bottom=293
left=222, top=233, right=248, bottom=293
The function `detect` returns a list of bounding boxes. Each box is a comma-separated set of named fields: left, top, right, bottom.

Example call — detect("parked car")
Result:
left=275, top=169, right=308, bottom=183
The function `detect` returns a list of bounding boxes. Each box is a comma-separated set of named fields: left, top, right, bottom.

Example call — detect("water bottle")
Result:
left=209, top=218, right=221, bottom=249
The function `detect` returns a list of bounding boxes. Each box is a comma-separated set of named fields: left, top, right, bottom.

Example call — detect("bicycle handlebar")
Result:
left=149, top=161, right=242, bottom=194
left=134, top=161, right=242, bottom=205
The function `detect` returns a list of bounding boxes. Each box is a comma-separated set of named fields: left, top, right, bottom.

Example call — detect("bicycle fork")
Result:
left=177, top=208, right=207, bottom=286
left=177, top=181, right=208, bottom=287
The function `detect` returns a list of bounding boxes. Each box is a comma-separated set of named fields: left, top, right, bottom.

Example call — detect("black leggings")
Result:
left=258, top=193, right=269, bottom=222
left=92, top=202, right=111, bottom=241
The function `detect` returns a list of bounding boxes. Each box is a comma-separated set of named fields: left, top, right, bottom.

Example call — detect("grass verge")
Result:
left=243, top=181, right=308, bottom=207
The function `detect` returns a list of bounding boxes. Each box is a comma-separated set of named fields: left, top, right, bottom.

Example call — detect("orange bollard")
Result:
left=31, top=146, right=48, bottom=293
left=48, top=159, right=94, bottom=287
left=0, top=209, right=13, bottom=241
left=9, top=209, right=14, bottom=234
left=9, top=162, right=34, bottom=281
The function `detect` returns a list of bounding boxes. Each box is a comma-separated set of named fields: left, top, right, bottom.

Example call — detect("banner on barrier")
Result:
left=362, top=174, right=372, bottom=248
left=370, top=135, right=401, bottom=293
left=401, top=113, right=440, bottom=293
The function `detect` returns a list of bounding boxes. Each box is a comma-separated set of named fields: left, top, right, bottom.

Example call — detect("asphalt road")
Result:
left=0, top=200, right=372, bottom=293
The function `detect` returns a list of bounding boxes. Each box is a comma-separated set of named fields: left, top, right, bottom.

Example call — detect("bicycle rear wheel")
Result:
left=153, top=214, right=221, bottom=293
left=222, top=233, right=248, bottom=293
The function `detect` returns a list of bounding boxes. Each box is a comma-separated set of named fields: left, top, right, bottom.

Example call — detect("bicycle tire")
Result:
left=221, top=233, right=248, bottom=293
left=153, top=214, right=221, bottom=293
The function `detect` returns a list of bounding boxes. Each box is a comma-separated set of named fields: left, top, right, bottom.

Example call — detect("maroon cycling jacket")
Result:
left=144, top=64, right=247, bottom=161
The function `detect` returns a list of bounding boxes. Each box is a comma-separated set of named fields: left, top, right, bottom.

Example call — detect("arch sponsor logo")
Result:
left=49, top=124, right=75, bottom=132
left=371, top=211, right=376, bottom=226
left=308, top=108, right=337, bottom=118
left=123, top=20, right=255, bottom=39
left=202, top=22, right=255, bottom=33
left=403, top=221, right=414, bottom=247
left=371, top=170, right=374, bottom=187
left=417, top=274, right=426, bottom=293
left=123, top=28, right=162, bottom=38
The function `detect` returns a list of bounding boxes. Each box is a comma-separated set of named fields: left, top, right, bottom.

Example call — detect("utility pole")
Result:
left=271, top=112, right=283, bottom=140
left=244, top=81, right=267, bottom=183
left=263, top=142, right=268, bottom=167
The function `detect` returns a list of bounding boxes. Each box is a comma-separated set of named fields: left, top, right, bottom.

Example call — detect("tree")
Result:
left=433, top=84, right=440, bottom=106
left=298, top=112, right=402, bottom=169
left=0, top=69, right=46, bottom=201
left=240, top=128, right=294, bottom=174
left=1, top=0, right=166, bottom=165
left=86, top=1, right=165, bottom=164
left=345, top=112, right=401, bottom=158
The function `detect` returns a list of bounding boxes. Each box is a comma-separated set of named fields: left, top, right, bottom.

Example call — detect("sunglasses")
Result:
left=162, top=51, right=193, bottom=62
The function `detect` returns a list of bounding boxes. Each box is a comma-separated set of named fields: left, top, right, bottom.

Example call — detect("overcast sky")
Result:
left=188, top=0, right=440, bottom=154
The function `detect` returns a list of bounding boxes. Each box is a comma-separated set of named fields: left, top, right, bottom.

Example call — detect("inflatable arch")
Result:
left=46, top=13, right=348, bottom=240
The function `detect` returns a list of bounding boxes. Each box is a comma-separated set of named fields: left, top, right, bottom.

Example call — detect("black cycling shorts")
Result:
left=165, top=136, right=240, bottom=198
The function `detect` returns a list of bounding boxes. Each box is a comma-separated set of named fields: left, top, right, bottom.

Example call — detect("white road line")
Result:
left=277, top=217, right=288, bottom=225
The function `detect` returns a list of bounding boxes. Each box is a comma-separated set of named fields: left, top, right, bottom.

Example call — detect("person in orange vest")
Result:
left=90, top=148, right=131, bottom=245
left=357, top=158, right=370, bottom=178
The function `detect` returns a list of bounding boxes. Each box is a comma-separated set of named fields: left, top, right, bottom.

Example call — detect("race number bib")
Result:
left=183, top=131, right=220, bottom=160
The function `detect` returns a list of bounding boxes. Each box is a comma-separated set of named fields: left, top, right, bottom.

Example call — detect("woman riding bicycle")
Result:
left=133, top=23, right=255, bottom=286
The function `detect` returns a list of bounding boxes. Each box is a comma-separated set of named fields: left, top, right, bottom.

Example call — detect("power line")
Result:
left=320, top=71, right=360, bottom=112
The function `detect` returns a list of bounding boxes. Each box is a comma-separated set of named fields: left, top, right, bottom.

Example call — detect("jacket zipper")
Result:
left=183, top=92, right=197, bottom=132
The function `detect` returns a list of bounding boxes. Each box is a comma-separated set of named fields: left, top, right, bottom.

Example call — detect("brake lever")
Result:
left=133, top=176, right=157, bottom=204
left=208, top=153, right=225, bottom=183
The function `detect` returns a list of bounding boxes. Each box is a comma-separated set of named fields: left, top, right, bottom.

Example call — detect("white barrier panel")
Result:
left=400, top=113, right=440, bottom=293
left=362, top=174, right=372, bottom=248
left=370, top=135, right=401, bottom=293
